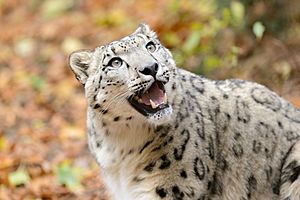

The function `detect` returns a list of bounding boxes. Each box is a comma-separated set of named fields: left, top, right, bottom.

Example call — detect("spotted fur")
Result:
left=69, top=24, right=300, bottom=200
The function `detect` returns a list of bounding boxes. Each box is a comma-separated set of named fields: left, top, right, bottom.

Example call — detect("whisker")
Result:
left=101, top=90, right=131, bottom=112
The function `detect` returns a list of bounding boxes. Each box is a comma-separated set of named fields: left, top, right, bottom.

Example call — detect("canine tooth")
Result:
left=138, top=98, right=143, bottom=104
left=134, top=96, right=139, bottom=100
left=164, top=93, right=167, bottom=103
left=150, top=99, right=157, bottom=109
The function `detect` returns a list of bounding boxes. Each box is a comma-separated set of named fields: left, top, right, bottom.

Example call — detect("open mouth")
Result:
left=128, top=81, right=169, bottom=116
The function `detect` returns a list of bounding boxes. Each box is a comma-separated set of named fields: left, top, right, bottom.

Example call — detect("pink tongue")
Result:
left=141, top=82, right=164, bottom=106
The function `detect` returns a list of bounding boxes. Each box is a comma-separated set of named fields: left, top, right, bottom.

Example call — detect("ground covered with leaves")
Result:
left=0, top=0, right=300, bottom=199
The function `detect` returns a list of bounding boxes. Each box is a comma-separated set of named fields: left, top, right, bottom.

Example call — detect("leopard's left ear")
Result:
left=133, top=23, right=157, bottom=38
left=69, top=50, right=93, bottom=85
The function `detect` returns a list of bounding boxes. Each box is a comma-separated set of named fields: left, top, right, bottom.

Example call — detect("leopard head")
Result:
left=69, top=23, right=176, bottom=124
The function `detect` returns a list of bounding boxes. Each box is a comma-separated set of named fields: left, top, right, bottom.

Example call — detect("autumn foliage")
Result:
left=0, top=0, right=299, bottom=199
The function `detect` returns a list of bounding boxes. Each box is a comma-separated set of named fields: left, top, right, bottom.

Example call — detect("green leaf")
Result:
left=55, top=160, right=83, bottom=192
left=230, top=1, right=245, bottom=26
left=8, top=167, right=30, bottom=186
left=182, top=30, right=201, bottom=54
left=162, top=32, right=181, bottom=47
left=203, top=55, right=221, bottom=72
left=41, top=0, right=75, bottom=19
left=30, top=75, right=45, bottom=92
left=252, top=21, right=266, bottom=40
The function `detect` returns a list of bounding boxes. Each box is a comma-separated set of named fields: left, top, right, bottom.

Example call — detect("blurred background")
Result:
left=0, top=0, right=299, bottom=199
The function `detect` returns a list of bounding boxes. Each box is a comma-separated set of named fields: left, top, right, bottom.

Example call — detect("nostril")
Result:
left=140, top=63, right=158, bottom=77
left=154, top=63, right=158, bottom=72
left=140, top=68, right=152, bottom=76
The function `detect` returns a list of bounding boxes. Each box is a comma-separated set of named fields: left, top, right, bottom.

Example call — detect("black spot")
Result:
left=277, top=121, right=283, bottom=129
left=159, top=154, right=171, bottom=170
left=93, top=104, right=101, bottom=109
left=126, top=116, right=133, bottom=120
left=173, top=129, right=190, bottom=160
left=272, top=178, right=280, bottom=195
left=190, top=75, right=205, bottom=94
left=234, top=132, right=241, bottom=140
left=194, top=157, right=205, bottom=180
left=156, top=186, right=167, bottom=198
left=172, top=82, right=177, bottom=90
left=133, top=176, right=144, bottom=182
left=180, top=169, right=187, bottom=178
left=197, top=195, right=206, bottom=200
left=128, top=149, right=134, bottom=154
left=253, top=140, right=262, bottom=154
left=265, top=166, right=273, bottom=181
left=247, top=175, right=257, bottom=198
left=196, top=127, right=205, bottom=140
left=139, top=138, right=154, bottom=154
left=236, top=99, right=251, bottom=124
left=144, top=162, right=156, bottom=172
left=151, top=145, right=161, bottom=152
left=223, top=94, right=229, bottom=99
left=155, top=125, right=171, bottom=136
left=96, top=141, right=101, bottom=148
left=208, top=136, right=215, bottom=160
left=232, top=143, right=244, bottom=158
left=172, top=185, right=184, bottom=200
left=113, top=116, right=120, bottom=121
left=101, top=109, right=108, bottom=114
left=290, top=165, right=300, bottom=183
left=210, top=173, right=223, bottom=195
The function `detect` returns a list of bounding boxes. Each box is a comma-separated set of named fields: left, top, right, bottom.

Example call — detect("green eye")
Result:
left=108, top=57, right=123, bottom=67
left=146, top=41, right=156, bottom=53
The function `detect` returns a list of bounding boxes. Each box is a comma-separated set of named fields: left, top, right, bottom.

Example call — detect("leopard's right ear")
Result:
left=69, top=50, right=92, bottom=85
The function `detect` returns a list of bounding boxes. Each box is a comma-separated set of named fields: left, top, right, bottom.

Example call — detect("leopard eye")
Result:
left=108, top=57, right=123, bottom=68
left=146, top=41, right=156, bottom=53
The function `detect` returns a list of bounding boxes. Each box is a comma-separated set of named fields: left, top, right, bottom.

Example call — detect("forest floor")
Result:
left=0, top=1, right=299, bottom=200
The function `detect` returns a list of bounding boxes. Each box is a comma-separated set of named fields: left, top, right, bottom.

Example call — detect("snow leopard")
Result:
left=68, top=23, right=300, bottom=200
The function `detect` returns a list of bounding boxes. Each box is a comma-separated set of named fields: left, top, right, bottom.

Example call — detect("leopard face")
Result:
left=69, top=24, right=176, bottom=124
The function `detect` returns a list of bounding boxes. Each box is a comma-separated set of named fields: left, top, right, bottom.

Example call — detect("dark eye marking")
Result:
left=107, top=57, right=123, bottom=68
left=146, top=41, right=156, bottom=53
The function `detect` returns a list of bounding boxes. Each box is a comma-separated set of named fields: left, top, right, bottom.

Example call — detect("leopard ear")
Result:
left=69, top=50, right=92, bottom=85
left=134, top=23, right=157, bottom=38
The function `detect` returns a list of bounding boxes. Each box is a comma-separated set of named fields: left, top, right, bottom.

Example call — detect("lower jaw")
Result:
left=128, top=99, right=170, bottom=117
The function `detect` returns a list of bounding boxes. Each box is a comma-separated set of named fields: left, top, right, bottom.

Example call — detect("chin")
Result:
left=147, top=105, right=173, bottom=126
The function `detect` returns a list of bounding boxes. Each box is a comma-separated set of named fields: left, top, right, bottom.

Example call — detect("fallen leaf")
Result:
left=8, top=166, right=30, bottom=187
left=54, top=160, right=84, bottom=193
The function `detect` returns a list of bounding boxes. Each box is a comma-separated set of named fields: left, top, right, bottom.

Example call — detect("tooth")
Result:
left=138, top=98, right=143, bottom=104
left=134, top=96, right=139, bottom=100
left=150, top=99, right=157, bottom=109
left=164, top=93, right=167, bottom=103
